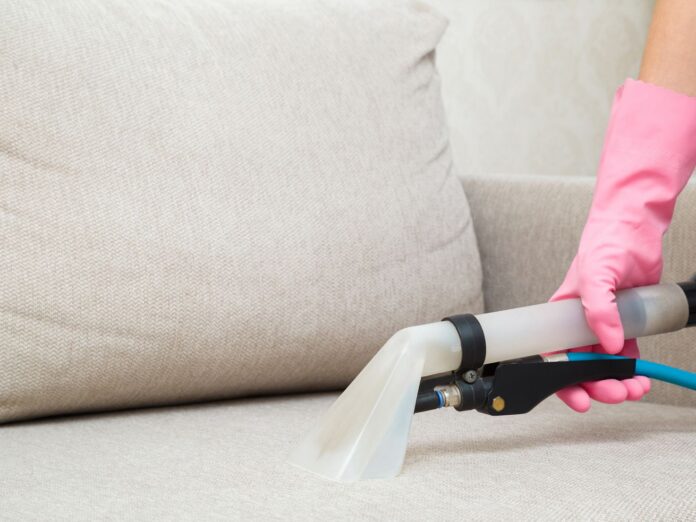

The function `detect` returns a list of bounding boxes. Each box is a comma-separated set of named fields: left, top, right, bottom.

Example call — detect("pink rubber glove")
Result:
left=551, top=79, right=696, bottom=412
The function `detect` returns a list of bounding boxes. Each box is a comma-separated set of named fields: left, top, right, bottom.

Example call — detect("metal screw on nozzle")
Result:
left=463, top=370, right=478, bottom=383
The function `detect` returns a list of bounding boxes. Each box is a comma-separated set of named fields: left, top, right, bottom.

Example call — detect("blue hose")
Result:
left=567, top=352, right=696, bottom=391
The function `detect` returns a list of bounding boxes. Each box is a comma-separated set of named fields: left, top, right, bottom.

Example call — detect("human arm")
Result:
left=552, top=0, right=696, bottom=412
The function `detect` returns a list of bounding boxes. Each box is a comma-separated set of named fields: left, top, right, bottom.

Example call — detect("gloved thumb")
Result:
left=578, top=274, right=625, bottom=354
left=549, top=258, right=579, bottom=303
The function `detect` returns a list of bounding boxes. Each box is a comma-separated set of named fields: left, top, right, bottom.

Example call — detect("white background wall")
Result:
left=429, top=0, right=654, bottom=177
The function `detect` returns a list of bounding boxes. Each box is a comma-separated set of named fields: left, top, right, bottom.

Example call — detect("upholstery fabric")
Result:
left=463, top=174, right=696, bottom=407
left=429, top=0, right=654, bottom=178
left=1, top=392, right=694, bottom=520
left=0, top=0, right=483, bottom=423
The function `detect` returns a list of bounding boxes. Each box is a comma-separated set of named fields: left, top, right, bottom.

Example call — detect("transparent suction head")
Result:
left=287, top=321, right=461, bottom=482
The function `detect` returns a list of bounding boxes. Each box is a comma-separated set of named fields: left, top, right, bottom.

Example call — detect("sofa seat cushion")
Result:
left=1, top=395, right=694, bottom=519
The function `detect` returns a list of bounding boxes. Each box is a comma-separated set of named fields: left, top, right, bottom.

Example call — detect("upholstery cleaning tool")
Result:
left=288, top=278, right=696, bottom=482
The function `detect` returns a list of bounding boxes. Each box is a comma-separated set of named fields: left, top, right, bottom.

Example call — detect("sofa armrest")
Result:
left=462, top=173, right=696, bottom=407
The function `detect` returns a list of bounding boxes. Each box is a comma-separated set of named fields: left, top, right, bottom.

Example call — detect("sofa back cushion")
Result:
left=0, top=0, right=483, bottom=423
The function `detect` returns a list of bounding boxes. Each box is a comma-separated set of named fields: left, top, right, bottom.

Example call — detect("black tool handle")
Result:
left=414, top=358, right=636, bottom=414
left=481, top=359, right=636, bottom=415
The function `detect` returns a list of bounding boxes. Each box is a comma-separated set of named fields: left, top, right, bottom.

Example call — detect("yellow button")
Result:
left=491, top=396, right=505, bottom=412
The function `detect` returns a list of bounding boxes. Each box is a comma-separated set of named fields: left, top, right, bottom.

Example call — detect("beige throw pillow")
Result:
left=0, top=0, right=483, bottom=423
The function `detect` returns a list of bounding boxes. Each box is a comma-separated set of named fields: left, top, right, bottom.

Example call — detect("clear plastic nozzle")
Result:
left=287, top=321, right=461, bottom=482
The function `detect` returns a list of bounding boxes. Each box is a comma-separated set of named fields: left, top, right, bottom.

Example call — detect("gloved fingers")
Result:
left=612, top=340, right=648, bottom=400
left=589, top=339, right=640, bottom=357
left=549, top=259, right=579, bottom=302
left=579, top=280, right=625, bottom=354
left=615, top=338, right=639, bottom=358
left=581, top=379, right=628, bottom=403
left=621, top=378, right=646, bottom=401
left=550, top=261, right=625, bottom=354
left=635, top=376, right=651, bottom=394
left=570, top=341, right=648, bottom=404
left=556, top=385, right=591, bottom=413
left=549, top=285, right=577, bottom=303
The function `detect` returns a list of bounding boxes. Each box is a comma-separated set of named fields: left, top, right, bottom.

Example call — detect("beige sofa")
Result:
left=2, top=1, right=695, bottom=519
left=3, top=174, right=695, bottom=520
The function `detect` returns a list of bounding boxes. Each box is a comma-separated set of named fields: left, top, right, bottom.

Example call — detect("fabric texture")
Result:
left=0, top=0, right=483, bottom=423
left=1, top=392, right=694, bottom=520
left=427, top=0, right=654, bottom=178
left=463, top=173, right=696, bottom=408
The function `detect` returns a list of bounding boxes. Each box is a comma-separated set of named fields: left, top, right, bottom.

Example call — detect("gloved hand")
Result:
left=551, top=79, right=696, bottom=412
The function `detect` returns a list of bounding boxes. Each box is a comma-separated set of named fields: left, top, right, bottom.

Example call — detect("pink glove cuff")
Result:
left=593, top=79, right=696, bottom=225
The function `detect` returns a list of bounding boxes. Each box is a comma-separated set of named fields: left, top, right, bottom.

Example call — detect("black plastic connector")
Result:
left=442, top=313, right=486, bottom=373
left=454, top=378, right=489, bottom=412
left=677, top=278, right=696, bottom=326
